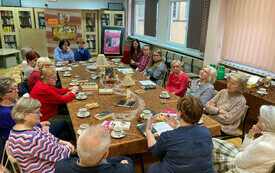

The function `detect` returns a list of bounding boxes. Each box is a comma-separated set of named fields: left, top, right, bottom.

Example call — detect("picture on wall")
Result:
left=52, top=24, right=77, bottom=41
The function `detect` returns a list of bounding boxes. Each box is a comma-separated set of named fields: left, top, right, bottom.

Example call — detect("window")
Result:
left=134, top=0, right=158, bottom=38
left=168, top=0, right=189, bottom=45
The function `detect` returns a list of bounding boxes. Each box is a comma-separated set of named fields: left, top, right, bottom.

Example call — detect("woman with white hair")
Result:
left=28, top=57, right=52, bottom=92
left=7, top=97, right=75, bottom=173
left=185, top=66, right=217, bottom=106
left=165, top=60, right=188, bottom=97
left=212, top=105, right=275, bottom=173
left=205, top=73, right=247, bottom=136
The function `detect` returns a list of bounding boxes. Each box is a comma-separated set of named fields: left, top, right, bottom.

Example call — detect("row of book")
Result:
left=18, top=11, right=30, bottom=17
left=5, top=43, right=17, bottom=49
left=19, top=18, right=31, bottom=25
left=86, top=19, right=95, bottom=25
left=38, top=18, right=45, bottom=26
left=1, top=18, right=14, bottom=25
left=86, top=26, right=95, bottom=32
left=3, top=26, right=14, bottom=32
left=4, top=35, right=15, bottom=42
left=1, top=11, right=13, bottom=16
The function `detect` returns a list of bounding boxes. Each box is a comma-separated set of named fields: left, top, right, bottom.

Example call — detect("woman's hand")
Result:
left=247, top=124, right=262, bottom=139
left=218, top=109, right=228, bottom=114
left=146, top=115, right=156, bottom=132
left=40, top=121, right=51, bottom=131
left=208, top=100, right=216, bottom=107
left=69, top=86, right=79, bottom=94
left=164, top=115, right=179, bottom=129
left=59, top=140, right=76, bottom=155
left=120, top=160, right=129, bottom=164
left=67, top=47, right=71, bottom=52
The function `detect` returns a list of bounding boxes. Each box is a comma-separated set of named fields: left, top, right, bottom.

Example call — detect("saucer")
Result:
left=140, top=113, right=152, bottom=120
left=197, top=117, right=203, bottom=125
left=89, top=59, right=95, bottom=63
left=256, top=90, right=267, bottom=95
left=63, top=74, right=71, bottom=77
left=159, top=94, right=170, bottom=99
left=77, top=111, right=90, bottom=118
left=111, top=130, right=126, bottom=139
left=70, top=82, right=79, bottom=86
left=76, top=95, right=87, bottom=100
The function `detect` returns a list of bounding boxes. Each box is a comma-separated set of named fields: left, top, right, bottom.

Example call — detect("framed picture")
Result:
left=101, top=26, right=125, bottom=56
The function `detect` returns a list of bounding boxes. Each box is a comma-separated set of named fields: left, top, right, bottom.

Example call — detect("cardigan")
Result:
left=8, top=126, right=71, bottom=173
left=235, top=132, right=275, bottom=173
left=53, top=47, right=74, bottom=63
left=165, top=72, right=188, bottom=97
left=146, top=61, right=166, bottom=85
left=0, top=104, right=15, bottom=140
left=205, top=89, right=246, bottom=135
left=30, top=80, right=75, bottom=121
left=147, top=126, right=215, bottom=173
left=186, top=79, right=215, bottom=106
left=137, top=54, right=151, bottom=72
left=74, top=48, right=91, bottom=61
left=28, top=70, right=40, bottom=92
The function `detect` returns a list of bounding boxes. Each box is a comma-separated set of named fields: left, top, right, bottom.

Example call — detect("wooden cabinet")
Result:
left=16, top=7, right=35, bottom=30
left=34, top=8, right=45, bottom=29
left=81, top=10, right=98, bottom=56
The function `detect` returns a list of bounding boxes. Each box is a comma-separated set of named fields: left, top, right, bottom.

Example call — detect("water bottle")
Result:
left=217, top=66, right=225, bottom=80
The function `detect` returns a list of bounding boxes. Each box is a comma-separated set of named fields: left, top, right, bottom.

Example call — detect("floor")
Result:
left=0, top=64, right=243, bottom=173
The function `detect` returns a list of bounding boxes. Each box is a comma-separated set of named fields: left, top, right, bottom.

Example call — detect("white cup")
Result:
left=79, top=108, right=87, bottom=116
left=113, top=126, right=123, bottom=136
left=161, top=91, right=169, bottom=97
left=143, top=110, right=152, bottom=119
left=65, top=71, right=70, bottom=74
left=80, top=123, right=89, bottom=131
left=71, top=79, right=78, bottom=83
left=259, top=88, right=267, bottom=92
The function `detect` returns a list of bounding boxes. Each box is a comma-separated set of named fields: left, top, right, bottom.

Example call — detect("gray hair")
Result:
left=260, top=105, right=275, bottom=132
left=0, top=77, right=15, bottom=101
left=204, top=66, right=217, bottom=84
left=77, top=126, right=110, bottom=164
left=20, top=47, right=33, bottom=60
left=228, top=73, right=247, bottom=94
left=35, top=57, right=52, bottom=70
left=171, top=60, right=183, bottom=68
left=11, top=97, right=41, bottom=123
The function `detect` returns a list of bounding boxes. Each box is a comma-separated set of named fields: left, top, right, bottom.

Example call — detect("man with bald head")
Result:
left=55, top=126, right=135, bottom=173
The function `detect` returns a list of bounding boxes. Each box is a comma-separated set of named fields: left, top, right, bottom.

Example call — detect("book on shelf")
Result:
left=117, top=100, right=136, bottom=108
left=94, top=110, right=115, bottom=121
left=137, top=123, right=158, bottom=137
left=80, top=82, right=98, bottom=90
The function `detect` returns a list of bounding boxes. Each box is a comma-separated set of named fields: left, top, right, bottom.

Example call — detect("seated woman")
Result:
left=7, top=97, right=75, bottom=173
left=146, top=96, right=215, bottom=173
left=30, top=67, right=78, bottom=123
left=54, top=39, right=74, bottom=63
left=20, top=47, right=33, bottom=77
left=205, top=73, right=247, bottom=136
left=28, top=57, right=52, bottom=92
left=165, top=60, right=188, bottom=97
left=185, top=66, right=217, bottom=106
left=23, top=50, right=40, bottom=80
left=129, top=39, right=142, bottom=69
left=137, top=45, right=151, bottom=73
left=145, top=49, right=166, bottom=85
left=212, top=105, right=275, bottom=173
left=74, top=37, right=92, bottom=61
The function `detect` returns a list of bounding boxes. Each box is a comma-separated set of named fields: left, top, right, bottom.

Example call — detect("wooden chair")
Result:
left=5, top=143, right=22, bottom=173
left=216, top=105, right=250, bottom=142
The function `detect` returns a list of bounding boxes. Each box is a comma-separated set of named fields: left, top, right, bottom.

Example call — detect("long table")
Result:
left=59, top=65, right=221, bottom=157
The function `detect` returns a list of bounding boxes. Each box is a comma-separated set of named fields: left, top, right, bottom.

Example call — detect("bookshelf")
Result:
left=82, top=10, right=98, bottom=55
left=112, top=11, right=125, bottom=27
left=0, top=9, right=15, bottom=33
left=34, top=8, right=45, bottom=29
left=16, top=8, right=34, bottom=29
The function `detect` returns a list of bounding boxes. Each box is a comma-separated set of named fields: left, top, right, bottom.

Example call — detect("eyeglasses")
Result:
left=6, top=86, right=18, bottom=93
left=227, top=80, right=239, bottom=87
left=153, top=55, right=160, bottom=57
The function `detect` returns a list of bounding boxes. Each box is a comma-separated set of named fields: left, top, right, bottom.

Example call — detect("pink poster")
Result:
left=104, top=30, right=121, bottom=54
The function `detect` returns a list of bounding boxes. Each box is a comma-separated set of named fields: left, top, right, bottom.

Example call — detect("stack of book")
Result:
left=81, top=82, right=98, bottom=90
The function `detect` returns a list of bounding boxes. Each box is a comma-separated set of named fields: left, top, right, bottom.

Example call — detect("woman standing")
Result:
left=54, top=39, right=74, bottom=63
left=186, top=66, right=217, bottom=106
left=165, top=60, right=188, bottom=97
left=145, top=49, right=166, bottom=85
left=129, top=39, right=142, bottom=69
left=205, top=73, right=247, bottom=136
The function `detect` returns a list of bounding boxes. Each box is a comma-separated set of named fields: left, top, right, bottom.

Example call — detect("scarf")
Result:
left=78, top=47, right=85, bottom=54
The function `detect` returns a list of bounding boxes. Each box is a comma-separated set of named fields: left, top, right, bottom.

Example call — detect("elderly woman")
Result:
left=145, top=49, right=166, bottom=85
left=23, top=50, right=40, bottom=80
left=30, top=67, right=78, bottom=123
left=186, top=66, right=217, bottom=106
left=212, top=105, right=275, bottom=173
left=54, top=39, right=74, bottom=63
left=7, top=97, right=75, bottom=173
left=205, top=73, right=247, bottom=136
left=20, top=47, right=33, bottom=76
left=165, top=60, right=188, bottom=97
left=28, top=57, right=52, bottom=92
left=146, top=96, right=215, bottom=172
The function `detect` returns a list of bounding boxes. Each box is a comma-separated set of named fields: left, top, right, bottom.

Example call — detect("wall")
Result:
left=1, top=0, right=125, bottom=10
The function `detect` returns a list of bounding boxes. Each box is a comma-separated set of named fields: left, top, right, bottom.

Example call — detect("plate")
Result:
left=63, top=74, right=71, bottom=77
left=77, top=111, right=90, bottom=118
left=76, top=95, right=87, bottom=100
left=159, top=94, right=170, bottom=99
left=197, top=117, right=203, bottom=125
left=256, top=91, right=267, bottom=95
left=70, top=82, right=79, bottom=86
left=111, top=130, right=126, bottom=139
left=85, top=103, right=99, bottom=109
left=88, top=59, right=95, bottom=63
left=140, top=113, right=152, bottom=120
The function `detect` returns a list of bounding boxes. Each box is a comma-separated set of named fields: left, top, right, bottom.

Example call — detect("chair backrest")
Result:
left=5, top=143, right=23, bottom=173
left=192, top=58, right=204, bottom=75
left=174, top=53, right=183, bottom=61
left=167, top=51, right=174, bottom=61
left=161, top=49, right=168, bottom=61
left=241, top=105, right=249, bottom=134
left=182, top=55, right=193, bottom=73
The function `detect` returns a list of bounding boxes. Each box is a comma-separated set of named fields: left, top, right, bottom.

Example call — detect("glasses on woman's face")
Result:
left=6, top=86, right=18, bottom=93
left=227, top=80, right=239, bottom=87
left=153, top=54, right=160, bottom=57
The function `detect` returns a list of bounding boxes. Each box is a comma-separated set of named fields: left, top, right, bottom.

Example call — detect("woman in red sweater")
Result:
left=165, top=60, right=188, bottom=97
left=30, top=67, right=78, bottom=123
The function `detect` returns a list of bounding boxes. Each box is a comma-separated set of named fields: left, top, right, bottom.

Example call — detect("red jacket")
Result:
left=165, top=72, right=188, bottom=97
left=30, top=80, right=75, bottom=121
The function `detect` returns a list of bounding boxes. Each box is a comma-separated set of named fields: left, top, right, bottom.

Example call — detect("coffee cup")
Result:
left=113, top=126, right=123, bottom=136
left=79, top=123, right=89, bottom=131
left=71, top=79, right=78, bottom=83
left=79, top=108, right=87, bottom=116
left=65, top=71, right=70, bottom=74
left=259, top=88, right=267, bottom=93
left=143, top=110, right=152, bottom=119
left=161, top=91, right=169, bottom=97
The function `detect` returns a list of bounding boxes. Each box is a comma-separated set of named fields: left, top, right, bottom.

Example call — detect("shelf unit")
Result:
left=34, top=8, right=45, bottom=29
left=81, top=10, right=98, bottom=55
left=16, top=8, right=35, bottom=30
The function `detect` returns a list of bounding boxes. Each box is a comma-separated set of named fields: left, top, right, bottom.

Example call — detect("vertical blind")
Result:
left=221, top=0, right=275, bottom=73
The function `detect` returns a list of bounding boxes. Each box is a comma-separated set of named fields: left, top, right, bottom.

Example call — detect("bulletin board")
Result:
left=101, top=26, right=124, bottom=56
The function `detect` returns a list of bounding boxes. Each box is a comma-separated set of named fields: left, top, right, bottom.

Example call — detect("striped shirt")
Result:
left=7, top=126, right=71, bottom=173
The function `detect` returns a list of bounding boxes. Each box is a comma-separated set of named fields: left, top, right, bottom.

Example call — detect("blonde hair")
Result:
left=171, top=60, right=183, bottom=68
left=77, top=37, right=85, bottom=44
left=203, top=66, right=217, bottom=84
left=35, top=57, right=52, bottom=70
left=11, top=97, right=41, bottom=123
left=40, top=67, right=56, bottom=81
left=147, top=49, right=165, bottom=70
left=260, top=105, right=275, bottom=132
left=228, top=73, right=247, bottom=94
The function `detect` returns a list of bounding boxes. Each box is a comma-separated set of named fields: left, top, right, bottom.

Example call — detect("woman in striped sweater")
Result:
left=7, top=97, right=75, bottom=173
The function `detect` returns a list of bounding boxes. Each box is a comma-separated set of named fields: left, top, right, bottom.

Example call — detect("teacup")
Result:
left=161, top=91, right=169, bottom=97
left=65, top=71, right=70, bottom=74
left=62, top=67, right=67, bottom=71
left=71, top=79, right=78, bottom=83
left=78, top=92, right=86, bottom=98
left=113, top=126, right=123, bottom=136
left=259, top=88, right=267, bottom=93
left=143, top=110, right=152, bottom=119
left=79, top=108, right=87, bottom=116
left=79, top=123, right=89, bottom=131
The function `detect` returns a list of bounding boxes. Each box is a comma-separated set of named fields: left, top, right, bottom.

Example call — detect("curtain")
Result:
left=221, top=0, right=275, bottom=73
